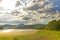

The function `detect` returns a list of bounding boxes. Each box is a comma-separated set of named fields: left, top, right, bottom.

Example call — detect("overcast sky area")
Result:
left=0, top=0, right=60, bottom=25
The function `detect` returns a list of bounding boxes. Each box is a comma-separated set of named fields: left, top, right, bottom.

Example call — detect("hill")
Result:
left=0, top=24, right=44, bottom=29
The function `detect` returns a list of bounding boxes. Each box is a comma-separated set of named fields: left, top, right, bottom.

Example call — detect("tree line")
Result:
left=45, top=20, right=60, bottom=31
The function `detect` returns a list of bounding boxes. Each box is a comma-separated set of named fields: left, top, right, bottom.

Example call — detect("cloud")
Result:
left=0, top=0, right=60, bottom=25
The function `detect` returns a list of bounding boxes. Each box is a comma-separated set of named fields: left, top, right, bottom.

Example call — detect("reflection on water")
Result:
left=0, top=29, right=38, bottom=32
left=0, top=29, right=38, bottom=36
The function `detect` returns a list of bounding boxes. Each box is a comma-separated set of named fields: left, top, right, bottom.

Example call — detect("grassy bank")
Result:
left=0, top=30, right=60, bottom=40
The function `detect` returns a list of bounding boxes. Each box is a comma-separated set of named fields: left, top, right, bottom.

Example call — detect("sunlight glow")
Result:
left=0, top=0, right=17, bottom=10
left=2, top=29, right=13, bottom=32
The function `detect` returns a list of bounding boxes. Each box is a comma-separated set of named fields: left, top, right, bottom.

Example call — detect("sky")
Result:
left=0, top=0, right=60, bottom=25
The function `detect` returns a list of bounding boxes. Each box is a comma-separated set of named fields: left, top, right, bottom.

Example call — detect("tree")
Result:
left=45, top=20, right=57, bottom=30
left=45, top=20, right=60, bottom=31
left=0, top=27, right=3, bottom=30
left=56, top=20, right=60, bottom=30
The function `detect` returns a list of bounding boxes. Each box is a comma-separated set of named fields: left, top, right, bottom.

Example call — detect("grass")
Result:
left=0, top=30, right=60, bottom=40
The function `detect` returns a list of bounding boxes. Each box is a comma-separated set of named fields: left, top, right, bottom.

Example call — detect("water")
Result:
left=0, top=29, right=38, bottom=32
left=0, top=29, right=38, bottom=36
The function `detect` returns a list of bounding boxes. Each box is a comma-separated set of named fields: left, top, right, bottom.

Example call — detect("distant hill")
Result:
left=0, top=24, right=45, bottom=29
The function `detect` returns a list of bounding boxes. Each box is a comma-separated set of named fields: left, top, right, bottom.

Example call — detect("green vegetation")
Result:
left=0, top=20, right=59, bottom=40
left=0, top=30, right=60, bottom=40
left=34, top=20, right=60, bottom=31
left=0, top=20, right=60, bottom=31
left=45, top=20, right=60, bottom=31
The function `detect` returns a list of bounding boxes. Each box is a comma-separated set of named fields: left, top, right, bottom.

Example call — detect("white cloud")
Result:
left=0, top=0, right=60, bottom=25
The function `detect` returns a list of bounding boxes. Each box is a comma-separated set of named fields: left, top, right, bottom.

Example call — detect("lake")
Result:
left=0, top=29, right=38, bottom=37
